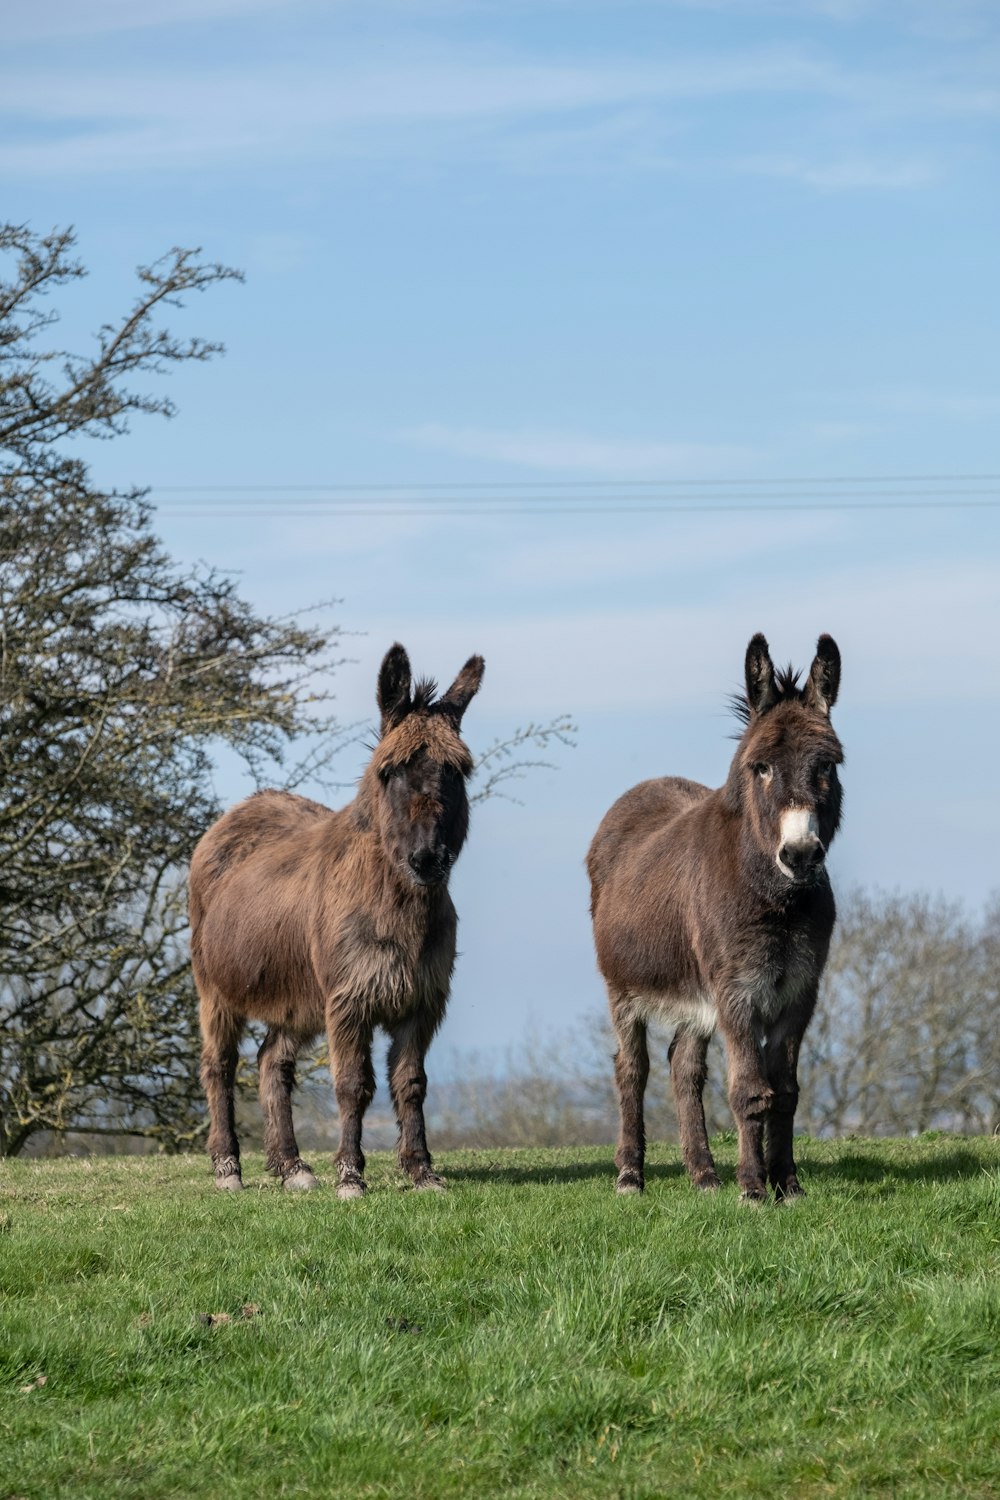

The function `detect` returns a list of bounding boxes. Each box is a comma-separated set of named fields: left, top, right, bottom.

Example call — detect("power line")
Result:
left=143, top=473, right=1000, bottom=518
left=149, top=473, right=1000, bottom=491
left=151, top=501, right=1000, bottom=518
left=150, top=495, right=1000, bottom=507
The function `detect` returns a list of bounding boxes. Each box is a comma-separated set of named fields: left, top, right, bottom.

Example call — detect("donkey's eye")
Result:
left=752, top=762, right=772, bottom=780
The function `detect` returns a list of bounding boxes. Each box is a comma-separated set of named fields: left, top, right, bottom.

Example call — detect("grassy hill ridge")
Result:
left=2, top=1137, right=999, bottom=1498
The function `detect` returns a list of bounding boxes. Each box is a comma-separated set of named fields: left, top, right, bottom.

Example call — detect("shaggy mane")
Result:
left=774, top=664, right=802, bottom=698
left=730, top=663, right=804, bottom=729
left=410, top=676, right=438, bottom=713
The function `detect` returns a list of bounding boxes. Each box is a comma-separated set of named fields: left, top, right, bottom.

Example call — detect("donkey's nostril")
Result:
left=408, top=849, right=438, bottom=878
left=779, top=840, right=824, bottom=878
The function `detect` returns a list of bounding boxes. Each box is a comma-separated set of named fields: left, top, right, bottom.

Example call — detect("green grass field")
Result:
left=2, top=1136, right=1000, bottom=1499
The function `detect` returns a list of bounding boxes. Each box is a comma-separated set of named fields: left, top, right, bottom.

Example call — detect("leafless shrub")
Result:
left=800, top=888, right=1000, bottom=1136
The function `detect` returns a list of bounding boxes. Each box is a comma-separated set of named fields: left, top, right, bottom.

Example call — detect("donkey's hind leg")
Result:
left=388, top=1010, right=446, bottom=1191
left=198, top=990, right=245, bottom=1191
left=258, top=1027, right=319, bottom=1191
left=669, top=1029, right=721, bottom=1191
left=611, top=996, right=649, bottom=1194
left=328, top=1014, right=376, bottom=1200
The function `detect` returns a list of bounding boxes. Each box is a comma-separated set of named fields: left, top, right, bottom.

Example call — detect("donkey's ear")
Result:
left=803, top=634, right=840, bottom=717
left=437, top=654, right=485, bottom=728
left=745, top=633, right=777, bottom=716
left=377, top=643, right=412, bottom=731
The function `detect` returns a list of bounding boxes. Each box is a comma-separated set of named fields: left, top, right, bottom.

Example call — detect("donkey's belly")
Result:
left=628, top=957, right=817, bottom=1041
left=628, top=989, right=718, bottom=1038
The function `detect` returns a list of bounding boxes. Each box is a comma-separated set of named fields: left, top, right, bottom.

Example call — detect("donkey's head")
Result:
left=730, top=633, right=843, bottom=886
left=367, top=643, right=484, bottom=888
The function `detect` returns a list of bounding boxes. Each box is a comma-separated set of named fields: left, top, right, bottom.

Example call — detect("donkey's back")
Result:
left=587, top=775, right=711, bottom=904
left=192, top=788, right=344, bottom=906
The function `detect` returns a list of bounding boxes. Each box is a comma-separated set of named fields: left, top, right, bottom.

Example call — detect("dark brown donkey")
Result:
left=588, top=633, right=843, bottom=1202
left=189, top=644, right=484, bottom=1197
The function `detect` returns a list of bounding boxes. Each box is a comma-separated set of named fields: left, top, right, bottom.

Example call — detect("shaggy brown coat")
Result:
left=189, top=643, right=484, bottom=1197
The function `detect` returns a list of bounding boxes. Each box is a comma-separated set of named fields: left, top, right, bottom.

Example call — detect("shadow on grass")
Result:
left=444, top=1157, right=690, bottom=1188
left=801, top=1146, right=992, bottom=1186
left=445, top=1142, right=995, bottom=1191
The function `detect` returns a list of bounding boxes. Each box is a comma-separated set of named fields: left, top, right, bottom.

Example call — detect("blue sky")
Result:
left=4, top=0, right=999, bottom=1061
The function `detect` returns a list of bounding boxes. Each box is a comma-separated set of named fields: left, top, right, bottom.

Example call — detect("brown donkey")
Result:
left=189, top=643, right=484, bottom=1197
left=588, top=633, right=843, bottom=1202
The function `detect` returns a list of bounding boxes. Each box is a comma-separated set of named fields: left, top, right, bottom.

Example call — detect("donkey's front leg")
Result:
left=328, top=1015, right=375, bottom=1200
left=721, top=1012, right=773, bottom=1202
left=388, top=1010, right=446, bottom=1191
left=610, top=997, right=649, bottom=1194
left=764, top=991, right=817, bottom=1201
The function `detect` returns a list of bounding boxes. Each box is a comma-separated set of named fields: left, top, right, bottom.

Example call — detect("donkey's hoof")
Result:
left=615, top=1170, right=644, bottom=1195
left=413, top=1171, right=447, bottom=1193
left=694, top=1173, right=722, bottom=1193
left=214, top=1172, right=244, bottom=1192
left=774, top=1181, right=806, bottom=1204
left=739, top=1187, right=768, bottom=1206
left=283, top=1168, right=321, bottom=1192
left=337, top=1177, right=366, bottom=1201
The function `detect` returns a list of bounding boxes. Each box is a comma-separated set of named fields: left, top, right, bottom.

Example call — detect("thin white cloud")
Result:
left=804, top=419, right=882, bottom=442
left=0, top=48, right=841, bottom=125
left=5, top=0, right=297, bottom=42
left=532, top=0, right=999, bottom=35
left=0, top=50, right=821, bottom=176
left=495, top=513, right=838, bottom=588
left=876, top=389, right=1000, bottom=421
left=467, top=105, right=680, bottom=176
left=401, top=423, right=753, bottom=476
left=739, top=153, right=938, bottom=189
left=2, top=35, right=991, bottom=181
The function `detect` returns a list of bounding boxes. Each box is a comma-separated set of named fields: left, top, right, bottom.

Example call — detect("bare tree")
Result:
left=799, top=889, right=998, bottom=1137
left=972, top=896, right=1000, bottom=1134
left=0, top=226, right=345, bottom=1155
